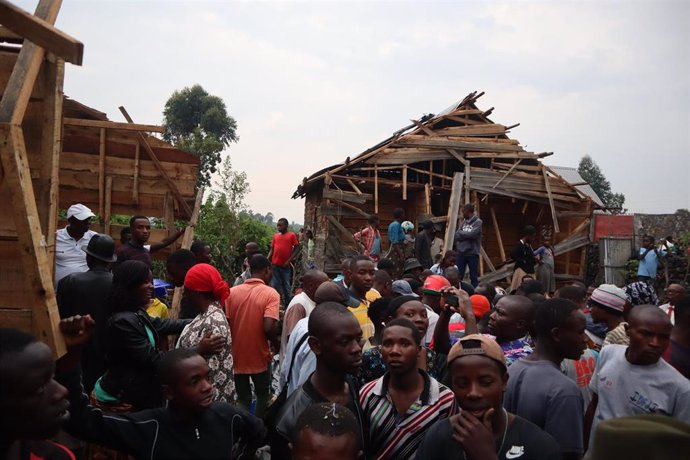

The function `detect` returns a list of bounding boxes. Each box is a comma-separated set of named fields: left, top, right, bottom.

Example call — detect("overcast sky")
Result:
left=21, top=0, right=689, bottom=223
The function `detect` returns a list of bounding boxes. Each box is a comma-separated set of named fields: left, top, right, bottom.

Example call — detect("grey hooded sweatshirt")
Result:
left=454, top=215, right=482, bottom=256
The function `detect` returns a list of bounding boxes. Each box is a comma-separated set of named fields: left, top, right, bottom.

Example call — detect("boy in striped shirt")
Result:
left=359, top=318, right=456, bottom=459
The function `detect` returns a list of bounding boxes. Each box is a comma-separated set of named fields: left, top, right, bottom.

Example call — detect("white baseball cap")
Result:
left=66, top=203, right=95, bottom=221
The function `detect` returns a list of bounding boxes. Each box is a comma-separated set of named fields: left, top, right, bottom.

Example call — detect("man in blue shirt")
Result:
left=638, top=235, right=666, bottom=283
left=387, top=208, right=406, bottom=275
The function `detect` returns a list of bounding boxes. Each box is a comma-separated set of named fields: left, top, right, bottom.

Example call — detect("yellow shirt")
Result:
left=147, top=298, right=170, bottom=319
left=366, top=288, right=382, bottom=304
left=348, top=299, right=374, bottom=341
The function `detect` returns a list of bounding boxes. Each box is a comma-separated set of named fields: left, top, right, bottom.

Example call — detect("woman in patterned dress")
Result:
left=177, top=263, right=237, bottom=404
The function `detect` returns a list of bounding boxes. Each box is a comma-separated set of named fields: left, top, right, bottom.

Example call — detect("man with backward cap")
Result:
left=418, top=334, right=560, bottom=460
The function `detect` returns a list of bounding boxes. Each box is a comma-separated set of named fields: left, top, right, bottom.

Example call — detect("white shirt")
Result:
left=425, top=304, right=440, bottom=346
left=279, top=292, right=317, bottom=361
left=279, top=317, right=315, bottom=397
left=54, top=227, right=97, bottom=286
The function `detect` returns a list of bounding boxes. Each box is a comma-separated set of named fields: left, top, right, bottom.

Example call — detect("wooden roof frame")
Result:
left=0, top=0, right=83, bottom=356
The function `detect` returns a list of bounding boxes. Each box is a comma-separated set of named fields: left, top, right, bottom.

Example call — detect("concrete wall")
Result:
left=633, top=210, right=690, bottom=245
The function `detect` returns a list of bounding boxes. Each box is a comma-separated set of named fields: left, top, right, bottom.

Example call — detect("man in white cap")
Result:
left=54, top=203, right=96, bottom=285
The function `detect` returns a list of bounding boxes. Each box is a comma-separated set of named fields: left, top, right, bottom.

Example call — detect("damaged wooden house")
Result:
left=0, top=0, right=200, bottom=355
left=293, top=92, right=599, bottom=285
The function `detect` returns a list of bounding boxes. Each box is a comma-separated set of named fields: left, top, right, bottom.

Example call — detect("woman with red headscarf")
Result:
left=177, top=263, right=236, bottom=403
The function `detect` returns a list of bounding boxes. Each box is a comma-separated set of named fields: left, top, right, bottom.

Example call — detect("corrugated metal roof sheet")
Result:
left=549, top=166, right=605, bottom=207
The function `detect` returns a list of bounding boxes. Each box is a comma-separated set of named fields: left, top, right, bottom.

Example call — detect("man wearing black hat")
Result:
left=56, top=233, right=117, bottom=392
left=415, top=221, right=435, bottom=269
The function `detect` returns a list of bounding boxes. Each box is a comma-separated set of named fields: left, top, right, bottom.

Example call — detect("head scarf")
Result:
left=184, top=263, right=230, bottom=303
left=625, top=281, right=659, bottom=306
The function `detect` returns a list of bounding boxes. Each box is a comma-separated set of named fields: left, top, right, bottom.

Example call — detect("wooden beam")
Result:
left=542, top=166, right=560, bottom=233
left=480, top=246, right=496, bottom=273
left=402, top=165, right=407, bottom=200
left=328, top=198, right=370, bottom=218
left=491, top=159, right=522, bottom=189
left=0, top=124, right=65, bottom=355
left=119, top=106, right=193, bottom=217
left=0, top=0, right=83, bottom=65
left=164, top=192, right=174, bottom=238
left=170, top=188, right=204, bottom=319
left=490, top=207, right=506, bottom=261
left=395, top=136, right=524, bottom=152
left=374, top=163, right=379, bottom=214
left=0, top=39, right=43, bottom=125
left=104, top=176, right=112, bottom=234
left=322, top=188, right=369, bottom=204
left=464, top=166, right=471, bottom=204
left=132, top=143, right=140, bottom=204
left=443, top=172, right=464, bottom=255
left=425, top=183, right=431, bottom=215
left=326, top=215, right=358, bottom=244
left=37, top=56, right=63, bottom=268
left=98, top=127, right=105, bottom=219
left=63, top=117, right=164, bottom=133
left=346, top=178, right=362, bottom=196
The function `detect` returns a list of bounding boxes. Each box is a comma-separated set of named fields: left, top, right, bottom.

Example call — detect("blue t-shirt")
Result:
left=638, top=248, right=665, bottom=278
left=388, top=221, right=405, bottom=245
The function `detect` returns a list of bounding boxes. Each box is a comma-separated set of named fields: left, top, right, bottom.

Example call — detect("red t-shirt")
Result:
left=271, top=232, right=298, bottom=266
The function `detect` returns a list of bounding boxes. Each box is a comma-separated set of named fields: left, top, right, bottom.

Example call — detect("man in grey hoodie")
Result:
left=453, top=204, right=483, bottom=287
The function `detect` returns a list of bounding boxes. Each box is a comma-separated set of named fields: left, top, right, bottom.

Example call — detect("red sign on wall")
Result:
left=593, top=215, right=634, bottom=241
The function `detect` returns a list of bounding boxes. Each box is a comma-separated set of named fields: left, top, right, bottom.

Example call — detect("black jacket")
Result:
left=56, top=267, right=113, bottom=392
left=511, top=240, right=536, bottom=274
left=59, top=370, right=266, bottom=460
left=100, top=309, right=189, bottom=409
left=271, top=374, right=369, bottom=460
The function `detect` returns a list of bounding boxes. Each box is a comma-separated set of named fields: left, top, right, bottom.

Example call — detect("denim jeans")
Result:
left=456, top=254, right=480, bottom=287
left=235, top=370, right=271, bottom=417
left=271, top=264, right=292, bottom=305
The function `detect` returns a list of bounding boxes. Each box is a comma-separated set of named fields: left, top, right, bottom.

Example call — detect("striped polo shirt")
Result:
left=359, top=370, right=457, bottom=459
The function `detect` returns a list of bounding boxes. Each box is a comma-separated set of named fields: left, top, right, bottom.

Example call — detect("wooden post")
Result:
left=374, top=163, right=379, bottom=214
left=104, top=176, right=112, bottom=234
left=402, top=165, right=407, bottom=200
left=443, top=172, right=464, bottom=255
left=424, top=183, right=431, bottom=215
left=490, top=207, right=506, bottom=261
left=542, top=166, right=560, bottom=233
left=170, top=188, right=204, bottom=319
left=98, top=127, right=105, bottom=220
left=464, top=165, right=471, bottom=205
left=164, top=192, right=174, bottom=238
left=132, top=142, right=140, bottom=204
left=37, top=56, right=63, bottom=268
left=442, top=159, right=447, bottom=187
left=0, top=125, right=65, bottom=356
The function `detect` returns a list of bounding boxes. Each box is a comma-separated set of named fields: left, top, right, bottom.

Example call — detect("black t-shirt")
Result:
left=417, top=414, right=561, bottom=460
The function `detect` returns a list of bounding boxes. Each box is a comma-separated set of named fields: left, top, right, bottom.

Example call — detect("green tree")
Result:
left=194, top=157, right=274, bottom=280
left=578, top=155, right=626, bottom=214
left=162, top=85, right=238, bottom=187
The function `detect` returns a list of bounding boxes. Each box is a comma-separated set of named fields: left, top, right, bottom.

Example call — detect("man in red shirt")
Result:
left=225, top=255, right=280, bottom=416
left=267, top=218, right=300, bottom=305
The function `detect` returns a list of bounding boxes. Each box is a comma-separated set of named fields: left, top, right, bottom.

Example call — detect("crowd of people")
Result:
left=1, top=202, right=689, bottom=460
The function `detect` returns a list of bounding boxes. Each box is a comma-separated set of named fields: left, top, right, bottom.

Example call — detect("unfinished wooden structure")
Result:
left=0, top=0, right=200, bottom=355
left=293, top=92, right=597, bottom=283
left=59, top=97, right=200, bottom=252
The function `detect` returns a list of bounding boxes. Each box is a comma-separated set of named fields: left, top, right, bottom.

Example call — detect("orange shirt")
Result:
left=225, top=278, right=280, bottom=374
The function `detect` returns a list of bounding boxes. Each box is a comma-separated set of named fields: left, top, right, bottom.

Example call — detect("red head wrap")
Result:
left=184, top=263, right=230, bottom=303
